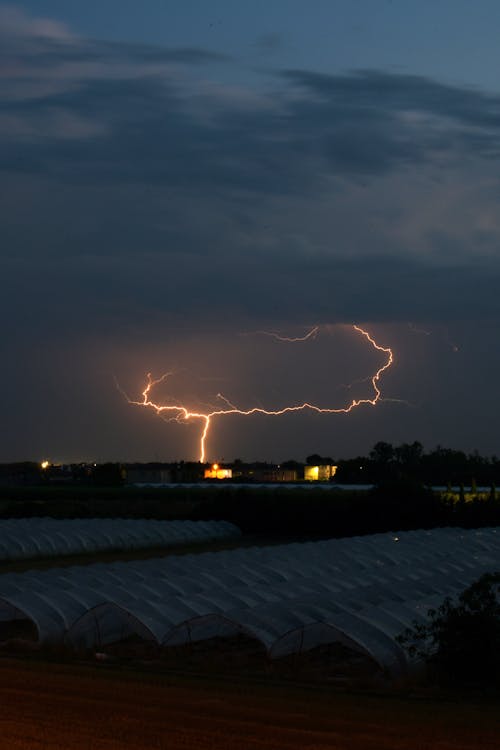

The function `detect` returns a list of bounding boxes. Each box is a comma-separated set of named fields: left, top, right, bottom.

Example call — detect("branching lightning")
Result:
left=245, top=326, right=320, bottom=343
left=122, top=325, right=394, bottom=462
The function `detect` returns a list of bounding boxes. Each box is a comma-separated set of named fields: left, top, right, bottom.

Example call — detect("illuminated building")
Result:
left=304, top=464, right=337, bottom=481
left=204, top=463, right=233, bottom=480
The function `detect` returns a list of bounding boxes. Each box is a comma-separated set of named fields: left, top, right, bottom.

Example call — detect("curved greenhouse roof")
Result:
left=0, top=527, right=498, bottom=677
left=0, top=519, right=240, bottom=561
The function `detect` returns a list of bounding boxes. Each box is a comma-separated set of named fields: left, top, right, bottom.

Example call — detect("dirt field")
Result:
left=0, top=658, right=498, bottom=750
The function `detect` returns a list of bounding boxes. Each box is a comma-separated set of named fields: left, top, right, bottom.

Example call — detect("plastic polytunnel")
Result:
left=0, top=527, right=498, bottom=679
left=0, top=518, right=240, bottom=561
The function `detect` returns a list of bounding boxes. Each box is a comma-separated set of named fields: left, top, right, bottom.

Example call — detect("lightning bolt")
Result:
left=121, top=325, right=394, bottom=462
left=245, top=326, right=320, bottom=343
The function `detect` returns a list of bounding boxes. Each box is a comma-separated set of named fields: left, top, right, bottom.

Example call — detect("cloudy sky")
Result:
left=2, top=1, right=500, bottom=463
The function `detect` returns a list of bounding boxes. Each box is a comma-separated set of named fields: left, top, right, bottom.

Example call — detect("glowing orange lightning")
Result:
left=123, top=325, right=393, bottom=462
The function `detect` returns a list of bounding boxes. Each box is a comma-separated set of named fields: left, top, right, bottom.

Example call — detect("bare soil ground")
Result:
left=0, top=656, right=498, bottom=750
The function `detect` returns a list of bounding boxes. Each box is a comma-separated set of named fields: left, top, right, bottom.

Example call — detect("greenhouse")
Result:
left=0, top=527, right=498, bottom=678
left=0, top=518, right=240, bottom=561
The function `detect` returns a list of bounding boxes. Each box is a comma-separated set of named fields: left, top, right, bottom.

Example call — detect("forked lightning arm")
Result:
left=124, top=325, right=393, bottom=462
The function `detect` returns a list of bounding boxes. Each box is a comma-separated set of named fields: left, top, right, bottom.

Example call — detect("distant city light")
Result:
left=40, top=461, right=50, bottom=470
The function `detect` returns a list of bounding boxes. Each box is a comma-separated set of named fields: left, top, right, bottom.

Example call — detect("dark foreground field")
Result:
left=0, top=658, right=498, bottom=750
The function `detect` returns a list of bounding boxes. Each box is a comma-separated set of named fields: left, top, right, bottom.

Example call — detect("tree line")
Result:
left=334, top=441, right=500, bottom=487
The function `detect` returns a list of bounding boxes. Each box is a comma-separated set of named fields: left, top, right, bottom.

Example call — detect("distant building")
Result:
left=228, top=463, right=300, bottom=482
left=121, top=459, right=336, bottom=485
left=125, top=465, right=173, bottom=485
left=304, top=464, right=337, bottom=481
left=204, top=463, right=232, bottom=480
left=275, top=467, right=299, bottom=482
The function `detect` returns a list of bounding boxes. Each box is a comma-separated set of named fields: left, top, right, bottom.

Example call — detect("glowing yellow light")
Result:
left=41, top=461, right=50, bottom=470
left=122, top=325, right=394, bottom=463
left=204, top=466, right=232, bottom=479
left=304, top=465, right=320, bottom=481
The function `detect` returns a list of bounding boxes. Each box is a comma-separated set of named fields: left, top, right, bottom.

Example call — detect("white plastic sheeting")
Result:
left=0, top=519, right=240, bottom=561
left=0, top=527, right=498, bottom=677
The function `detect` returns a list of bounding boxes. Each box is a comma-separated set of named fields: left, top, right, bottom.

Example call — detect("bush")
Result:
left=397, top=572, right=500, bottom=688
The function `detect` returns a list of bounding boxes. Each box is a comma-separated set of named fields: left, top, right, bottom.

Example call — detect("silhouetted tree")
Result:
left=398, top=573, right=500, bottom=687
left=306, top=454, right=333, bottom=465
left=370, top=441, right=394, bottom=464
left=370, top=441, right=395, bottom=482
left=395, top=441, right=423, bottom=476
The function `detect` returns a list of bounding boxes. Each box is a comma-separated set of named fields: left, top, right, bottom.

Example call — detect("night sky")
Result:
left=2, top=1, right=500, bottom=463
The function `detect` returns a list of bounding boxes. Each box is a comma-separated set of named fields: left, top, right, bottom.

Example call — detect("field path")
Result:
left=0, top=659, right=498, bottom=749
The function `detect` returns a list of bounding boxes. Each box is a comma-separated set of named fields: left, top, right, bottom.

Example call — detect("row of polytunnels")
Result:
left=0, top=526, right=498, bottom=678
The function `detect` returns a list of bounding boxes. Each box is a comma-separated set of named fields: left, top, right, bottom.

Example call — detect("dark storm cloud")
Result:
left=280, top=68, right=500, bottom=171
left=4, top=10, right=500, bottom=192
left=4, top=5, right=500, bottom=461
left=2, top=36, right=230, bottom=68
left=3, top=6, right=500, bottom=336
left=98, top=41, right=231, bottom=65
left=3, top=64, right=498, bottom=178
left=0, top=5, right=228, bottom=66
left=283, top=69, right=500, bottom=129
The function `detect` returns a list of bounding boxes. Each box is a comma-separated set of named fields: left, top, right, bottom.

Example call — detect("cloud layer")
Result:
left=3, top=7, right=500, bottom=334
left=2, top=6, right=500, bottom=460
